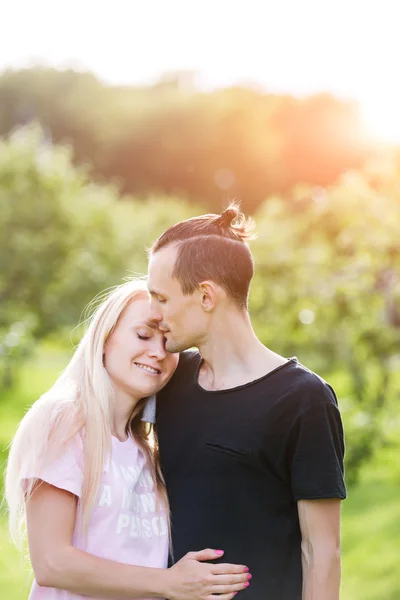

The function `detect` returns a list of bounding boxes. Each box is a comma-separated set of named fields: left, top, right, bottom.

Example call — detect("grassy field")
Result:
left=1, top=346, right=399, bottom=599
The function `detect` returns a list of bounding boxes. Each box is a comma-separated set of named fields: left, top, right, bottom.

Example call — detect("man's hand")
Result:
left=165, top=548, right=250, bottom=600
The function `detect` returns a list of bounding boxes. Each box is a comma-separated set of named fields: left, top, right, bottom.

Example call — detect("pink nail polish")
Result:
left=243, top=566, right=249, bottom=572
left=244, top=582, right=250, bottom=588
left=247, top=574, right=252, bottom=580
left=215, top=549, right=224, bottom=555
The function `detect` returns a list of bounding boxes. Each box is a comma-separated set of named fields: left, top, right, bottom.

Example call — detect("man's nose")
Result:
left=149, top=299, right=162, bottom=322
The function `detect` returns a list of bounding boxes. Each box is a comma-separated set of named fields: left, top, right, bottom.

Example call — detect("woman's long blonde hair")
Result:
left=5, top=278, right=169, bottom=547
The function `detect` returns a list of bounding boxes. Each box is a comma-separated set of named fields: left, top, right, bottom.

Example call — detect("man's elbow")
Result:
left=301, top=538, right=341, bottom=570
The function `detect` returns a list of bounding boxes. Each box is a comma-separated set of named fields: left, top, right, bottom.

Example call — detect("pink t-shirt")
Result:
left=24, top=434, right=169, bottom=600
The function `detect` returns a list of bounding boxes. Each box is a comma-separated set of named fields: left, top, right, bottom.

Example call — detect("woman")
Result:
left=5, top=279, right=249, bottom=600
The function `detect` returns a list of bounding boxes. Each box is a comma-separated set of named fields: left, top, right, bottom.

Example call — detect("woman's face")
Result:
left=103, top=295, right=179, bottom=402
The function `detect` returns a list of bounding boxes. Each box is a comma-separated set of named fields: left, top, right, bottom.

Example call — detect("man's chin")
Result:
left=165, top=339, right=187, bottom=354
left=165, top=339, right=179, bottom=353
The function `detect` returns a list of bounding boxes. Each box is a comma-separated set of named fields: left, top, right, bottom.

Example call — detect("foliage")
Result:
left=0, top=67, right=372, bottom=212
left=0, top=125, right=126, bottom=387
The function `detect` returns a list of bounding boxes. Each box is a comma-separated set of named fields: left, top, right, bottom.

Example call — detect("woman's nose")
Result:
left=148, top=340, right=166, bottom=360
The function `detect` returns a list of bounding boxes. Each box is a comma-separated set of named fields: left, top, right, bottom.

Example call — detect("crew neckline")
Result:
left=194, top=356, right=298, bottom=394
left=111, top=432, right=132, bottom=444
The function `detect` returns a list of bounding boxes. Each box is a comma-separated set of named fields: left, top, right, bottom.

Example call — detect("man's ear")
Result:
left=199, top=281, right=219, bottom=312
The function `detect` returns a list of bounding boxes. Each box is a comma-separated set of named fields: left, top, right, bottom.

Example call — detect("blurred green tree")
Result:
left=0, top=67, right=372, bottom=212
left=0, top=124, right=126, bottom=389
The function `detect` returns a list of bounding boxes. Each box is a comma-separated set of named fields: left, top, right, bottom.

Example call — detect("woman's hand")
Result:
left=26, top=482, right=250, bottom=599
left=165, top=548, right=250, bottom=600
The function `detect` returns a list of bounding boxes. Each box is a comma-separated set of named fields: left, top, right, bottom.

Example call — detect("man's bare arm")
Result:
left=298, top=498, right=342, bottom=600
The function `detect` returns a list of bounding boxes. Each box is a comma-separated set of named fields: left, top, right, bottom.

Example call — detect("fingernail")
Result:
left=244, top=582, right=250, bottom=588
left=215, top=549, right=224, bottom=555
left=243, top=566, right=249, bottom=572
left=247, top=574, right=252, bottom=580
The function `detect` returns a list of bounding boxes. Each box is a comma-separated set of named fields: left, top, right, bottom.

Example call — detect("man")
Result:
left=147, top=204, right=346, bottom=600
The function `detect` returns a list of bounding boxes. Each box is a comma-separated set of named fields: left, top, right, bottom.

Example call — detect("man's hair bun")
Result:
left=213, top=202, right=256, bottom=242
left=216, top=206, right=239, bottom=228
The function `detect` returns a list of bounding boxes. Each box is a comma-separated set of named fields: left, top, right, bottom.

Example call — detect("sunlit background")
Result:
left=1, top=2, right=400, bottom=599
left=2, top=0, right=400, bottom=142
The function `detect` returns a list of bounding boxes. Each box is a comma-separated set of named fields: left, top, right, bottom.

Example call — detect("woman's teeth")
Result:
left=134, top=363, right=160, bottom=375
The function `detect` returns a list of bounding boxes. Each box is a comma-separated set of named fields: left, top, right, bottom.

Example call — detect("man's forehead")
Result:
left=149, top=245, right=177, bottom=269
left=148, top=246, right=177, bottom=285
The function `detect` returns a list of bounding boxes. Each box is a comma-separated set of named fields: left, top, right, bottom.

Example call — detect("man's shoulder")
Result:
left=283, top=358, right=339, bottom=411
left=253, top=358, right=339, bottom=419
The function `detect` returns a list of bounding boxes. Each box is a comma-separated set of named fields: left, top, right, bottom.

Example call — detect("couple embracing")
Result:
left=5, top=204, right=346, bottom=600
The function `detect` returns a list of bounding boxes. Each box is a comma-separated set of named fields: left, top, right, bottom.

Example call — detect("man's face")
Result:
left=147, top=245, right=208, bottom=353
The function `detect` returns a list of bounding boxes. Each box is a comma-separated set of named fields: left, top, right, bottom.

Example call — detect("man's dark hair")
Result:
left=151, top=203, right=257, bottom=310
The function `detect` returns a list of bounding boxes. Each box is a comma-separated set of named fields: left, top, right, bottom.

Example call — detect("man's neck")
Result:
left=197, top=310, right=287, bottom=392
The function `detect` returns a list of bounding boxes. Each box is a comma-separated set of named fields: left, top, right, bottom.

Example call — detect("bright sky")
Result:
left=1, top=0, right=400, bottom=140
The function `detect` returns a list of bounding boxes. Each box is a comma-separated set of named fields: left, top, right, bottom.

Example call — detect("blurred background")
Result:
left=1, top=1, right=399, bottom=598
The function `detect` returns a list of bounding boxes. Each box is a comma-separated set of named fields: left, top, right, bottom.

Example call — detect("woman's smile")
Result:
left=133, top=361, right=161, bottom=375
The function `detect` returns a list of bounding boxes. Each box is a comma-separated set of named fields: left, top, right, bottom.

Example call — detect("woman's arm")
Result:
left=27, top=482, right=249, bottom=600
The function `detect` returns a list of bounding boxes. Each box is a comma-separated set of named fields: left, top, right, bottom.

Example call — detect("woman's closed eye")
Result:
left=137, top=334, right=150, bottom=340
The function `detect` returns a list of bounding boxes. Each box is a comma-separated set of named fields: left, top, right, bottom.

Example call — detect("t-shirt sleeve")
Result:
left=21, top=435, right=84, bottom=498
left=288, top=388, right=346, bottom=501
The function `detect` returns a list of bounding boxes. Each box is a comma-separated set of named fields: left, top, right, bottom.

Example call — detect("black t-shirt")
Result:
left=156, top=351, right=346, bottom=600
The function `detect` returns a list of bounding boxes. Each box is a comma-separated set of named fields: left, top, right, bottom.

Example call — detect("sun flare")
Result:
left=361, top=99, right=400, bottom=145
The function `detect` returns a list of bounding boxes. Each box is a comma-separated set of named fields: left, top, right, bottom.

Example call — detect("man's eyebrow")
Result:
left=149, top=288, right=165, bottom=298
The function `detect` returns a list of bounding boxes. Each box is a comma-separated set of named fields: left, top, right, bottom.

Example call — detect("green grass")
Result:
left=1, top=345, right=399, bottom=599
left=341, top=438, right=400, bottom=600
left=0, top=345, right=70, bottom=599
